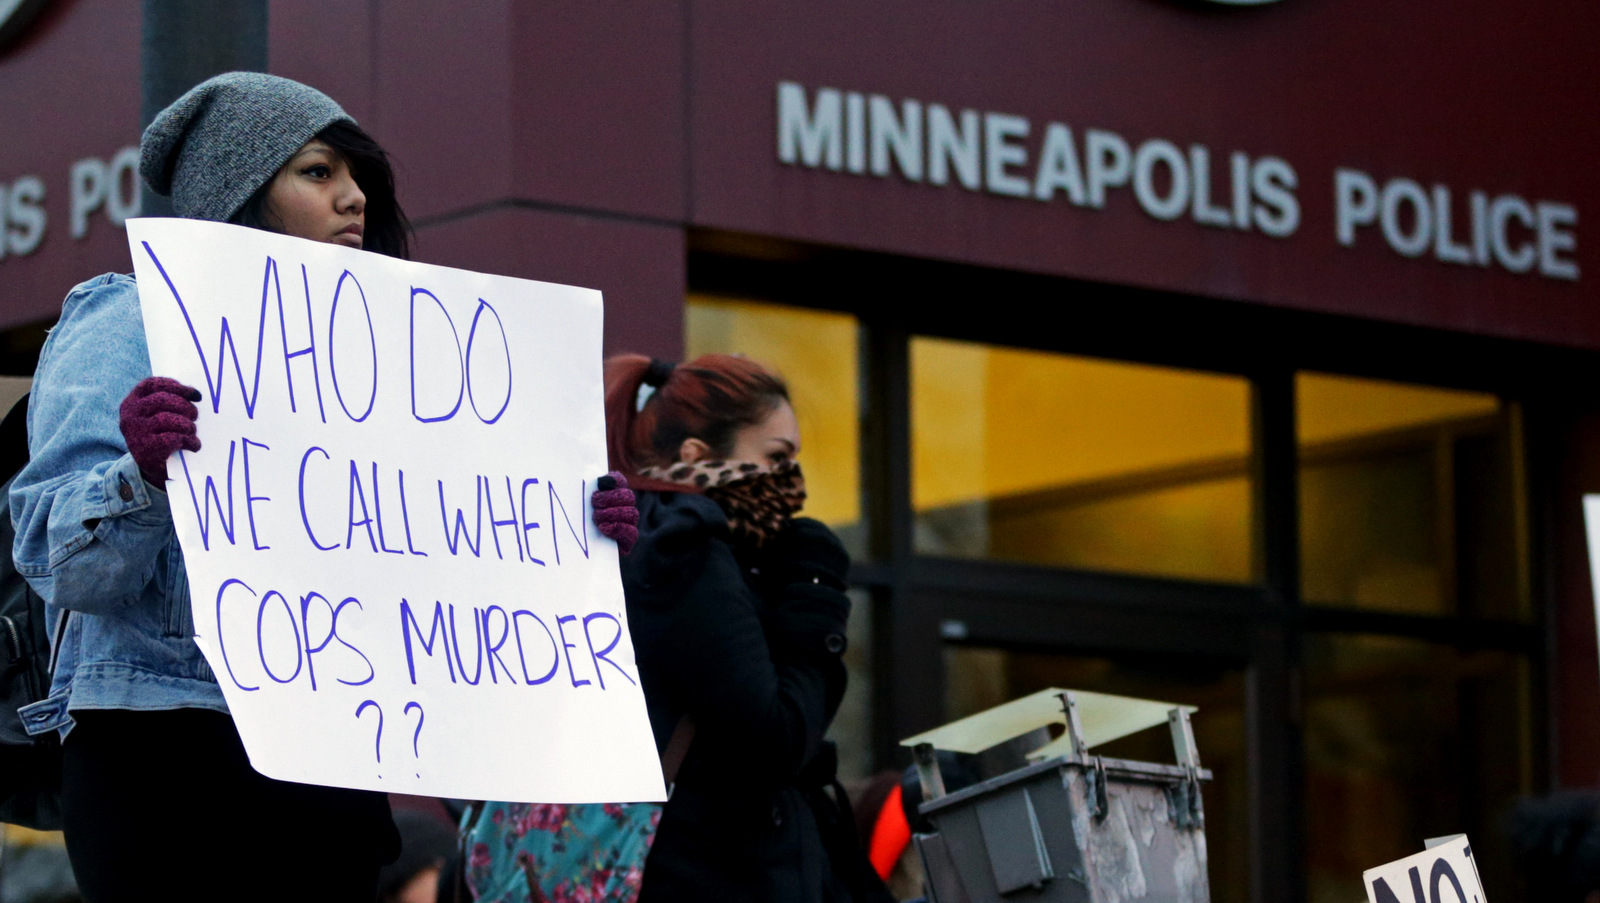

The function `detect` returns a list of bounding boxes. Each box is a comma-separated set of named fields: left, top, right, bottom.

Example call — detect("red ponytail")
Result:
left=603, top=353, right=789, bottom=480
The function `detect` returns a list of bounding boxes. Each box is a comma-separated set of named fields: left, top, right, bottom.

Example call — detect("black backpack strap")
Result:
left=0, top=393, right=60, bottom=674
left=0, top=392, right=68, bottom=689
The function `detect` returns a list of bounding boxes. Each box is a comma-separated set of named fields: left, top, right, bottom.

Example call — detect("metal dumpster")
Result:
left=902, top=688, right=1212, bottom=903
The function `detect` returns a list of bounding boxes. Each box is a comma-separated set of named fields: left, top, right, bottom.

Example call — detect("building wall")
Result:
left=3, top=0, right=1600, bottom=801
left=269, top=0, right=689, bottom=360
left=0, top=0, right=140, bottom=335
left=6, top=1, right=1600, bottom=347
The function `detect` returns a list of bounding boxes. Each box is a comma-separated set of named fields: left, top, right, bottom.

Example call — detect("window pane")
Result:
left=686, top=295, right=864, bottom=557
left=1297, top=373, right=1526, bottom=618
left=826, top=587, right=874, bottom=784
left=944, top=645, right=1250, bottom=903
left=912, top=338, right=1255, bottom=582
left=1304, top=634, right=1532, bottom=903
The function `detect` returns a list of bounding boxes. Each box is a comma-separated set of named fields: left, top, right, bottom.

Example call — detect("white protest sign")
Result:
left=1583, top=494, right=1600, bottom=676
left=1363, top=835, right=1485, bottom=903
left=127, top=218, right=664, bottom=803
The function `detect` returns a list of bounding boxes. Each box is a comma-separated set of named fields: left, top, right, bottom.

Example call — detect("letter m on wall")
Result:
left=777, top=82, right=843, bottom=170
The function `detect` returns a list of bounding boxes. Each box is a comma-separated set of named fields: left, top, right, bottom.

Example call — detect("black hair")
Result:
left=230, top=120, right=412, bottom=260
left=1510, top=791, right=1600, bottom=903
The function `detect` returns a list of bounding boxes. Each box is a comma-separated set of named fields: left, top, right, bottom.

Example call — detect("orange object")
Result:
left=868, top=783, right=913, bottom=880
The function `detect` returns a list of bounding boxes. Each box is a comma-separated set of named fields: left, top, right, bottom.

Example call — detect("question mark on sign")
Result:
left=404, top=701, right=425, bottom=778
left=356, top=699, right=383, bottom=776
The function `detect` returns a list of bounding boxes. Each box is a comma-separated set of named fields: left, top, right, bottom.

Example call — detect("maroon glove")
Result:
left=119, top=377, right=202, bottom=485
left=591, top=471, right=639, bottom=555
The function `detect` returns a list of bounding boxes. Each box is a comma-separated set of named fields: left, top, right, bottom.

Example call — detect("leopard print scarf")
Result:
left=637, top=459, right=807, bottom=548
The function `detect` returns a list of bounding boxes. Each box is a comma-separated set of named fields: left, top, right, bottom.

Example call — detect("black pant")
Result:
left=61, top=708, right=399, bottom=903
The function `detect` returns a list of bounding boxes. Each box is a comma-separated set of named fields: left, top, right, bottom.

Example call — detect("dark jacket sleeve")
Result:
left=623, top=493, right=849, bottom=789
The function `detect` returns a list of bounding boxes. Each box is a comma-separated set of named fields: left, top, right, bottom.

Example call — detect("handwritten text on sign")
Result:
left=127, top=218, right=664, bottom=803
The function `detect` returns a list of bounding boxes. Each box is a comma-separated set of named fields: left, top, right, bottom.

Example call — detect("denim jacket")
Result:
left=13, top=274, right=225, bottom=739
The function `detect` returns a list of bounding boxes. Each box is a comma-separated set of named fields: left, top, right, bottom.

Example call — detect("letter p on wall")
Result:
left=70, top=147, right=141, bottom=239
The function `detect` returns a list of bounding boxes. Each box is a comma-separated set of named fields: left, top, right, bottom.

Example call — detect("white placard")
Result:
left=1583, top=494, right=1600, bottom=676
left=127, top=218, right=664, bottom=803
left=1363, top=835, right=1485, bottom=903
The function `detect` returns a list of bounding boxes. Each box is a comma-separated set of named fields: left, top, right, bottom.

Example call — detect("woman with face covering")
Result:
left=599, top=355, right=892, bottom=903
left=10, top=73, right=636, bottom=901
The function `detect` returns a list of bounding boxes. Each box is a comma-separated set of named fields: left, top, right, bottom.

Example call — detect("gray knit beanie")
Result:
left=140, top=72, right=356, bottom=223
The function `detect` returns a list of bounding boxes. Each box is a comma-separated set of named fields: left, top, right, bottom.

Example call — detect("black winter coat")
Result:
left=623, top=491, right=886, bottom=903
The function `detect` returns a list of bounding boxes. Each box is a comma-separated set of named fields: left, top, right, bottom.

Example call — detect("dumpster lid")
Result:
left=899, top=688, right=1195, bottom=756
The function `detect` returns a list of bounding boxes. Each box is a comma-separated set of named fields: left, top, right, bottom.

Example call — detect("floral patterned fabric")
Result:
left=464, top=801, right=663, bottom=903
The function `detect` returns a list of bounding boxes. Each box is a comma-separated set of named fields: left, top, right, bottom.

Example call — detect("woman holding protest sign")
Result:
left=10, top=72, right=638, bottom=902
left=593, top=354, right=890, bottom=903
